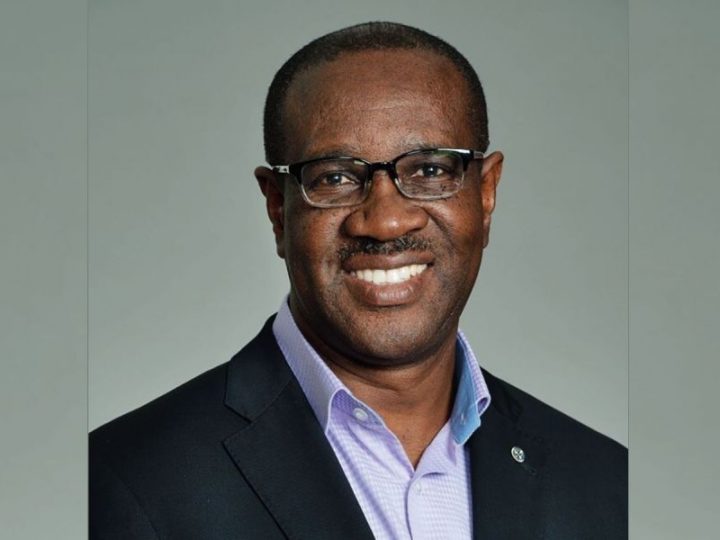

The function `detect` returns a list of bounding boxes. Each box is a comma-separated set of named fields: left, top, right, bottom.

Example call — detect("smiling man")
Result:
left=90, top=22, right=627, bottom=540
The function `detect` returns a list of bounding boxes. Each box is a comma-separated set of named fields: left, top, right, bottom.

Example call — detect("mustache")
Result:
left=338, top=236, right=433, bottom=263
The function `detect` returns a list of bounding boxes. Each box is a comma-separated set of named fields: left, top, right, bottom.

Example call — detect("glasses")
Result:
left=272, top=148, right=484, bottom=208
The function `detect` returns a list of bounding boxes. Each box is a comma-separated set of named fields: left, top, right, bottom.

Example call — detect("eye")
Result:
left=412, top=162, right=451, bottom=179
left=307, top=170, right=362, bottom=191
left=319, top=172, right=354, bottom=186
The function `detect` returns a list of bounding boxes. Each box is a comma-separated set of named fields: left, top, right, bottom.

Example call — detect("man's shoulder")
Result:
left=88, top=322, right=300, bottom=538
left=90, top=361, right=239, bottom=460
left=482, top=368, right=626, bottom=457
left=476, top=369, right=627, bottom=537
left=90, top=317, right=281, bottom=456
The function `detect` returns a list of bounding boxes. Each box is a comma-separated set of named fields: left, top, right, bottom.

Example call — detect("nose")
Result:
left=342, top=171, right=429, bottom=241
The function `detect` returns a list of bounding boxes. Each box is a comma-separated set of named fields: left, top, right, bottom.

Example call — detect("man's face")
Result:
left=257, top=49, right=503, bottom=367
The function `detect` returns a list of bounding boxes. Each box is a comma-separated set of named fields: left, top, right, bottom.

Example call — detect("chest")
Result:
left=326, top=411, right=473, bottom=540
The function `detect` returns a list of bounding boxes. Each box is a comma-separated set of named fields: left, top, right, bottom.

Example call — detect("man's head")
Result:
left=255, top=22, right=504, bottom=369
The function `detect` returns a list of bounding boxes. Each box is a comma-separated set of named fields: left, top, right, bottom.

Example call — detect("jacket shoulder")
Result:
left=89, top=336, right=288, bottom=539
left=482, top=368, right=626, bottom=455
left=90, top=361, right=239, bottom=456
left=482, top=369, right=627, bottom=537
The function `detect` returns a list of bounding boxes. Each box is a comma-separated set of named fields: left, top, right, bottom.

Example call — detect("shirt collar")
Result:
left=272, top=298, right=491, bottom=444
left=451, top=330, right=491, bottom=444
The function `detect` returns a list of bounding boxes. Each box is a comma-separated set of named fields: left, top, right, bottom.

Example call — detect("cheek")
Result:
left=434, top=197, right=485, bottom=252
left=432, top=201, right=485, bottom=289
left=284, top=202, right=346, bottom=283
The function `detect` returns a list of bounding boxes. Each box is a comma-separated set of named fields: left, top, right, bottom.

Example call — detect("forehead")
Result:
left=283, top=49, right=474, bottom=161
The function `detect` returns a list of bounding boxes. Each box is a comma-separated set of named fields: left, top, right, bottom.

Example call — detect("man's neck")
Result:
left=323, top=338, right=458, bottom=468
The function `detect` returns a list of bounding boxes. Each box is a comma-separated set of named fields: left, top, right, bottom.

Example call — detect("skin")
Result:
left=255, top=49, right=503, bottom=466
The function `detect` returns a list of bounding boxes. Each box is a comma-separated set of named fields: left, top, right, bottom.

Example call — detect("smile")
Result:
left=350, top=264, right=428, bottom=285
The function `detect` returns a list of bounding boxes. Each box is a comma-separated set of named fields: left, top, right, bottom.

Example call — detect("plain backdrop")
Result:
left=3, top=0, right=720, bottom=538
left=0, top=1, right=86, bottom=538
left=88, top=0, right=629, bottom=447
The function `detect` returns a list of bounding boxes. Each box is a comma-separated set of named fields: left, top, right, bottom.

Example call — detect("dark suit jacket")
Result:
left=90, top=317, right=627, bottom=539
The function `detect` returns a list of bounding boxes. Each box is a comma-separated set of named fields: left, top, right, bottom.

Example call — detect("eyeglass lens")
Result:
left=300, top=150, right=465, bottom=207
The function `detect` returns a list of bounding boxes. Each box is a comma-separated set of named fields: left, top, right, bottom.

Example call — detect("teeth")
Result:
left=351, top=264, right=428, bottom=285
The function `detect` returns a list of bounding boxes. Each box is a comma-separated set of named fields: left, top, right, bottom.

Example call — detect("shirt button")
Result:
left=352, top=407, right=369, bottom=422
left=414, top=481, right=423, bottom=494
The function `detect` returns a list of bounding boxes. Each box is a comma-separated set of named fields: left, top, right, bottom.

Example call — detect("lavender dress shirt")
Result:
left=273, top=300, right=491, bottom=540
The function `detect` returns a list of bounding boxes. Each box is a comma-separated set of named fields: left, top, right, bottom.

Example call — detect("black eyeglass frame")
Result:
left=271, top=147, right=484, bottom=208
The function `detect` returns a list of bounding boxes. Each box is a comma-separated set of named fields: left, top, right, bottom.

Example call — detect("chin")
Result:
left=335, top=317, right=453, bottom=367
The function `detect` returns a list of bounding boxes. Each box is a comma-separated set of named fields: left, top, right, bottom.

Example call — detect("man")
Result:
left=90, top=22, right=627, bottom=539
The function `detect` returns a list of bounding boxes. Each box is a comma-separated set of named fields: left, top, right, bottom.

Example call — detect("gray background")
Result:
left=0, top=0, right=86, bottom=538
left=2, top=0, right=719, bottom=539
left=88, top=0, right=629, bottom=447
left=629, top=0, right=720, bottom=537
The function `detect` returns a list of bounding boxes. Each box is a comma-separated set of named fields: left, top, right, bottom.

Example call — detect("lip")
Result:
left=342, top=254, right=434, bottom=308
left=341, top=252, right=435, bottom=273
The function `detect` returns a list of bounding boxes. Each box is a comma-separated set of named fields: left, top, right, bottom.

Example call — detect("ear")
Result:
left=479, top=151, right=504, bottom=248
left=254, top=166, right=286, bottom=259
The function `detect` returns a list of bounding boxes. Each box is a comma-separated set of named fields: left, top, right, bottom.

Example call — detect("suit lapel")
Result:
left=222, top=319, right=374, bottom=540
left=469, top=372, right=550, bottom=539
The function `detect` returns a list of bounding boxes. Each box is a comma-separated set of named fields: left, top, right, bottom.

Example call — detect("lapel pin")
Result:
left=511, top=446, right=526, bottom=463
